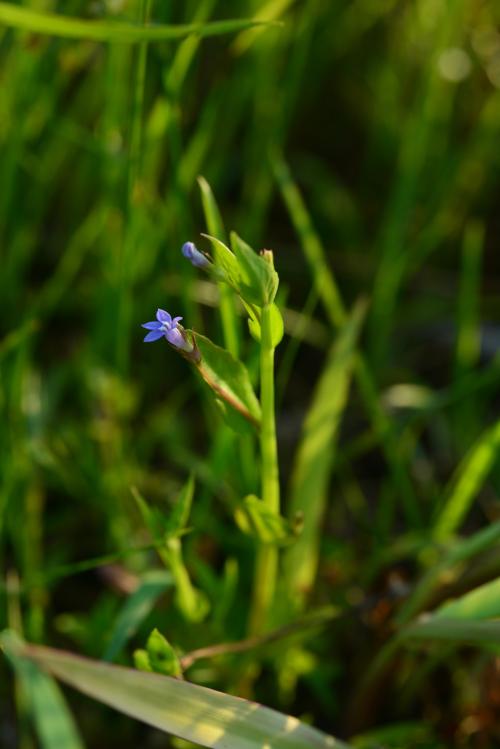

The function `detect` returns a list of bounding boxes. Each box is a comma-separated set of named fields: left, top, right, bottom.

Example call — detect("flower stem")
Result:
left=249, top=302, right=279, bottom=634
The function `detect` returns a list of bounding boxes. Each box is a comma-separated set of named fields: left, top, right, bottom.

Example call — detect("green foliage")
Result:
left=104, top=571, right=173, bottom=662
left=283, top=299, right=367, bottom=609
left=248, top=303, right=284, bottom=347
left=0, top=3, right=273, bottom=42
left=1, top=0, right=500, bottom=746
left=230, top=232, right=279, bottom=307
left=194, top=332, right=261, bottom=428
left=234, top=495, right=302, bottom=546
left=135, top=628, right=182, bottom=677
left=1, top=632, right=84, bottom=749
left=1, top=636, right=348, bottom=749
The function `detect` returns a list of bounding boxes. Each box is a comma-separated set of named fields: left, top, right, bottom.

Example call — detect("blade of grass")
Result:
left=283, top=299, right=367, bottom=609
left=433, top=418, right=500, bottom=541
left=198, top=176, right=240, bottom=358
left=103, top=570, right=173, bottom=662
left=397, top=519, right=500, bottom=625
left=403, top=617, right=500, bottom=647
left=3, top=633, right=84, bottom=749
left=0, top=4, right=277, bottom=43
left=272, top=151, right=422, bottom=526
left=1, top=633, right=350, bottom=749
left=433, top=576, right=500, bottom=621
left=454, top=220, right=484, bottom=380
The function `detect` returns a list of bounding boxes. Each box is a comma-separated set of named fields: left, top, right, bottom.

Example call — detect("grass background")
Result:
left=1, top=0, right=500, bottom=747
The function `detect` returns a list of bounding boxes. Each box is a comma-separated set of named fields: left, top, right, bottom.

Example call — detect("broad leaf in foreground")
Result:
left=1, top=633, right=350, bottom=749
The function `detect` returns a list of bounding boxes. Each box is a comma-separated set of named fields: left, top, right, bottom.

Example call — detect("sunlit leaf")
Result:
left=1, top=634, right=349, bottom=749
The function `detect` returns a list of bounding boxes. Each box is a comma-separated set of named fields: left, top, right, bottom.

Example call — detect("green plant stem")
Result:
left=260, top=304, right=280, bottom=514
left=249, top=303, right=279, bottom=634
left=160, top=539, right=199, bottom=622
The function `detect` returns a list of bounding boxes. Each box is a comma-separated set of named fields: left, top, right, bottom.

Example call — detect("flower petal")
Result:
left=156, top=308, right=171, bottom=323
left=165, top=327, right=186, bottom=349
left=143, top=330, right=164, bottom=343
left=142, top=321, right=162, bottom=330
left=172, top=316, right=183, bottom=326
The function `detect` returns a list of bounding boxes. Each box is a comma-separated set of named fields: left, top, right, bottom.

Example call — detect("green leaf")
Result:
left=1, top=636, right=349, bottom=749
left=133, top=649, right=152, bottom=672
left=403, top=617, right=500, bottom=647
left=283, top=300, right=367, bottom=610
left=104, top=571, right=173, bottom=662
left=248, top=303, right=284, bottom=347
left=132, top=478, right=194, bottom=542
left=434, top=576, right=500, bottom=622
left=0, top=4, right=275, bottom=43
left=202, top=234, right=241, bottom=290
left=214, top=398, right=256, bottom=436
left=132, top=487, right=166, bottom=540
left=434, top=418, right=500, bottom=540
left=198, top=177, right=226, bottom=241
left=230, top=232, right=279, bottom=307
left=2, top=632, right=84, bottom=749
left=194, top=332, right=261, bottom=427
left=165, top=475, right=195, bottom=538
left=198, top=179, right=240, bottom=357
left=146, top=628, right=182, bottom=677
left=235, top=495, right=302, bottom=546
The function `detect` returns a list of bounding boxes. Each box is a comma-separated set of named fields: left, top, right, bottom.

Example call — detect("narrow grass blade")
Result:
left=198, top=176, right=240, bottom=357
left=272, top=151, right=421, bottom=526
left=394, top=520, right=500, bottom=625
left=434, top=419, right=500, bottom=540
left=433, top=576, right=500, bottom=622
left=0, top=4, right=275, bottom=43
left=283, top=300, right=367, bottom=608
left=454, top=220, right=484, bottom=379
left=1, top=634, right=350, bottom=749
left=104, top=571, right=173, bottom=662
left=3, top=633, right=84, bottom=749
left=271, top=150, right=345, bottom=328
left=404, top=617, right=500, bottom=647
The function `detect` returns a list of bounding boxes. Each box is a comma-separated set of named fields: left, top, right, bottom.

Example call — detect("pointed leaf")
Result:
left=194, top=332, right=261, bottom=427
left=198, top=177, right=226, bottom=241
left=104, top=571, right=173, bottom=662
left=231, top=232, right=279, bottom=307
left=165, top=475, right=195, bottom=538
left=1, top=637, right=349, bottom=749
left=146, top=629, right=181, bottom=677
left=202, top=234, right=241, bottom=290
left=283, top=300, right=367, bottom=609
left=235, top=495, right=302, bottom=546
left=434, top=576, right=500, bottom=622
left=2, top=632, right=84, bottom=749
left=0, top=4, right=275, bottom=43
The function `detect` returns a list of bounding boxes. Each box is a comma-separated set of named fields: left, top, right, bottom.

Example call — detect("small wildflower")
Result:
left=181, top=241, right=210, bottom=269
left=142, top=308, right=192, bottom=352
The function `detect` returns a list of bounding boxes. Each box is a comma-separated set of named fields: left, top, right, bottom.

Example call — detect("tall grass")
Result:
left=1, top=1, right=500, bottom=747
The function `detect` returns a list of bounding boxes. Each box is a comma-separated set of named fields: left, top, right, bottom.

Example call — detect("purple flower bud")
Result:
left=181, top=241, right=210, bottom=269
left=141, top=308, right=194, bottom=354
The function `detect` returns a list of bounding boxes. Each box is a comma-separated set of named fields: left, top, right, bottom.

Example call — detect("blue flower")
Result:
left=181, top=241, right=210, bottom=269
left=142, top=309, right=189, bottom=350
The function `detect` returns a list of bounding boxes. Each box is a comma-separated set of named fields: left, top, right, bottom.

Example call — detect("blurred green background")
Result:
left=2, top=0, right=500, bottom=747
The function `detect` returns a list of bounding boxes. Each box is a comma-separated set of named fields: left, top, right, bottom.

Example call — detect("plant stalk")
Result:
left=249, top=302, right=279, bottom=634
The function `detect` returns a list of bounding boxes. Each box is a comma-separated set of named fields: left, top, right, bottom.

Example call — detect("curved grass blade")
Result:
left=0, top=4, right=276, bottom=44
left=404, top=617, right=500, bottom=647
left=283, top=299, right=367, bottom=610
left=433, top=576, right=500, bottom=622
left=1, top=633, right=350, bottom=749
left=434, top=419, right=500, bottom=540
left=3, top=633, right=84, bottom=749
left=104, top=571, right=173, bottom=662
